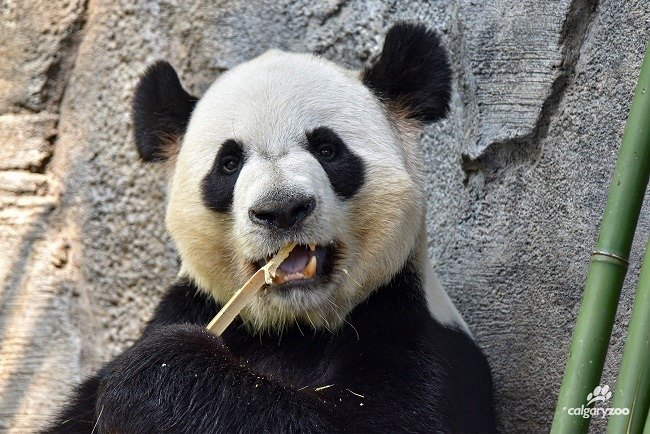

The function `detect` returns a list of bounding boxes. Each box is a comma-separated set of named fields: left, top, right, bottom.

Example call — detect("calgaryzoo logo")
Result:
left=564, top=385, right=630, bottom=419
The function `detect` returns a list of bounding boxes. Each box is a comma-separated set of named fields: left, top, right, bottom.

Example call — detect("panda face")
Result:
left=133, top=24, right=451, bottom=331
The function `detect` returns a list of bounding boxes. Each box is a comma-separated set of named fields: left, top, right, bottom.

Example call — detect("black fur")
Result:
left=44, top=262, right=496, bottom=433
left=202, top=139, right=246, bottom=212
left=132, top=61, right=197, bottom=162
left=306, top=127, right=366, bottom=199
left=363, top=22, right=452, bottom=123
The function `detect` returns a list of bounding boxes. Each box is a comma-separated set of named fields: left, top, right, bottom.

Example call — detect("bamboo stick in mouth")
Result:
left=206, top=243, right=296, bottom=335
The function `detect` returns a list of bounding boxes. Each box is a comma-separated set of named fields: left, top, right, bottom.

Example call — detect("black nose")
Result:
left=249, top=197, right=316, bottom=230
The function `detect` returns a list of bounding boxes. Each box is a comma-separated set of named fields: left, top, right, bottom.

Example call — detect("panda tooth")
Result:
left=304, top=255, right=317, bottom=278
left=309, top=244, right=316, bottom=251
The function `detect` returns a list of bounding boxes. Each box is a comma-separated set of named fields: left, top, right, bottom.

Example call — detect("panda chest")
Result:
left=225, top=332, right=343, bottom=388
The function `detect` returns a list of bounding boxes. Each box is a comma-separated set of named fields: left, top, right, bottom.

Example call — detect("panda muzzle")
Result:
left=256, top=244, right=331, bottom=284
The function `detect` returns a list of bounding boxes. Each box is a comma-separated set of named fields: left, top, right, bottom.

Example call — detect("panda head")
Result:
left=133, top=23, right=451, bottom=332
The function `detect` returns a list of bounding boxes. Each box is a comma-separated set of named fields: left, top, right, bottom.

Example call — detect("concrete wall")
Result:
left=1, top=0, right=648, bottom=432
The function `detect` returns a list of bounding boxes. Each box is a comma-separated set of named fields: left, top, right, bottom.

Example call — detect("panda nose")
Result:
left=249, top=197, right=316, bottom=230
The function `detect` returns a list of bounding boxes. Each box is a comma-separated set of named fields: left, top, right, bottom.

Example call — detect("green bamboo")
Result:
left=608, top=238, right=650, bottom=434
left=551, top=44, right=650, bottom=434
left=644, top=406, right=650, bottom=434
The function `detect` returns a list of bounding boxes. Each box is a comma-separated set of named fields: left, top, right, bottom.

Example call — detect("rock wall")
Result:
left=1, top=0, right=648, bottom=432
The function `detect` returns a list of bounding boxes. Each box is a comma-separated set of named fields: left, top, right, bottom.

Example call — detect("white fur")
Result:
left=424, top=262, right=469, bottom=333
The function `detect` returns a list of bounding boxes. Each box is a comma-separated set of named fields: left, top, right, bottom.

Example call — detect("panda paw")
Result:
left=121, top=322, right=230, bottom=367
left=90, top=324, right=235, bottom=431
left=94, top=324, right=235, bottom=430
left=99, top=323, right=234, bottom=396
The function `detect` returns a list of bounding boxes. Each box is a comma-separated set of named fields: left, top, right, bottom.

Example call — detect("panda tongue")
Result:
left=278, top=246, right=311, bottom=274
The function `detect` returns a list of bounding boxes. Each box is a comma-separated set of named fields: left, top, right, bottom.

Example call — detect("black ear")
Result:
left=132, top=61, right=197, bottom=162
left=362, top=23, right=452, bottom=123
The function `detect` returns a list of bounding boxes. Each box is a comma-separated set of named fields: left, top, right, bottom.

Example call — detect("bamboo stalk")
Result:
left=643, top=405, right=650, bottom=434
left=206, top=243, right=295, bottom=335
left=607, top=238, right=650, bottom=434
left=551, top=44, right=650, bottom=434
left=206, top=268, right=267, bottom=335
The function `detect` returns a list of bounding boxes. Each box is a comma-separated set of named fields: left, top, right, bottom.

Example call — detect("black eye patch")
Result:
left=202, top=139, right=245, bottom=212
left=306, top=127, right=365, bottom=199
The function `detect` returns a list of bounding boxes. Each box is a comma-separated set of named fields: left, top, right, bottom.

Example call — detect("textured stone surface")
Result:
left=457, top=0, right=571, bottom=158
left=0, top=114, right=57, bottom=171
left=0, top=0, right=86, bottom=113
left=1, top=0, right=649, bottom=432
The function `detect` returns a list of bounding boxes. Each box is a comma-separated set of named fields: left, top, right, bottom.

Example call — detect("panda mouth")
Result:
left=254, top=244, right=335, bottom=285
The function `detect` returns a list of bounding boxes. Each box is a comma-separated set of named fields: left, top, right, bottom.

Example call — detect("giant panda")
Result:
left=45, top=23, right=496, bottom=433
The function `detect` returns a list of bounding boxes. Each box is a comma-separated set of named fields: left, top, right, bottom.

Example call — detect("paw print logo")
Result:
left=587, top=385, right=612, bottom=406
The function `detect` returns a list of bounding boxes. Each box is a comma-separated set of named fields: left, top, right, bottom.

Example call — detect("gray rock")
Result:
left=0, top=114, right=57, bottom=171
left=0, top=0, right=86, bottom=113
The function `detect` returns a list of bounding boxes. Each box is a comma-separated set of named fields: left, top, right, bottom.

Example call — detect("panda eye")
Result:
left=317, top=142, right=337, bottom=161
left=220, top=155, right=241, bottom=174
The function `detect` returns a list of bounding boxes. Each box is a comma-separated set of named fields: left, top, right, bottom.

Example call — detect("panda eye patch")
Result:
left=202, top=139, right=245, bottom=212
left=306, top=127, right=365, bottom=199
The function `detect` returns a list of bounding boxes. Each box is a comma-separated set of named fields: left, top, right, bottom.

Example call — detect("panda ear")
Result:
left=132, top=61, right=197, bottom=162
left=362, top=23, right=452, bottom=124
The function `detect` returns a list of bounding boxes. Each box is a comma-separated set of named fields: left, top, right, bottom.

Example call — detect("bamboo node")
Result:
left=591, top=250, right=630, bottom=267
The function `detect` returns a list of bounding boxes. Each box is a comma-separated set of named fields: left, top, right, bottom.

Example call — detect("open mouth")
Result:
left=254, top=244, right=335, bottom=285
